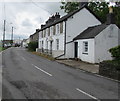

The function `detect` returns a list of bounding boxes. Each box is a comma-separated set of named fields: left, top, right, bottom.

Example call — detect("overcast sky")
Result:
left=0, top=0, right=65, bottom=40
left=0, top=0, right=116, bottom=41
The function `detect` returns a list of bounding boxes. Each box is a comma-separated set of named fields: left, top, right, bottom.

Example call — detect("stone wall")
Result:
left=99, top=62, right=120, bottom=80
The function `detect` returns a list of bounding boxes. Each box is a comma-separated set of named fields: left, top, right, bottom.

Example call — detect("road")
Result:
left=1, top=47, right=119, bottom=100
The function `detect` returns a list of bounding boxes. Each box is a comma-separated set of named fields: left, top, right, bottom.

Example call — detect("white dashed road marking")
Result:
left=32, top=64, right=52, bottom=77
left=21, top=57, right=26, bottom=61
left=76, top=88, right=100, bottom=100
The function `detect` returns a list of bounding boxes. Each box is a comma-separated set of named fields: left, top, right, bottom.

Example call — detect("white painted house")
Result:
left=73, top=7, right=120, bottom=63
left=22, top=38, right=30, bottom=48
left=38, top=5, right=120, bottom=63
left=38, top=6, right=101, bottom=58
left=73, top=24, right=120, bottom=63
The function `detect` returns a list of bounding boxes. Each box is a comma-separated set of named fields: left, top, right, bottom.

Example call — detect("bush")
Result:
left=109, top=45, right=120, bottom=60
left=28, top=41, right=38, bottom=51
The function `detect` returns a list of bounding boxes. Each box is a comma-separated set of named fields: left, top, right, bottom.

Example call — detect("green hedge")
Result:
left=109, top=45, right=120, bottom=60
left=28, top=41, right=38, bottom=51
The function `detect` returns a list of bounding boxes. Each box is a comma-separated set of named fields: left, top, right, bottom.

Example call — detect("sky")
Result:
left=0, top=0, right=65, bottom=40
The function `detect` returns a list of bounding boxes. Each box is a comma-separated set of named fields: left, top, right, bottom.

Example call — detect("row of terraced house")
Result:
left=27, top=5, right=120, bottom=63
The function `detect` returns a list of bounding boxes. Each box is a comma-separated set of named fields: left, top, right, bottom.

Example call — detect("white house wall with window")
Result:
left=64, top=7, right=101, bottom=59
left=73, top=24, right=120, bottom=63
left=38, top=20, right=65, bottom=57
left=38, top=6, right=101, bottom=58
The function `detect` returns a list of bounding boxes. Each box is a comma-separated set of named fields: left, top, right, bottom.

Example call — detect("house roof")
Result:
left=39, top=5, right=102, bottom=31
left=73, top=24, right=109, bottom=40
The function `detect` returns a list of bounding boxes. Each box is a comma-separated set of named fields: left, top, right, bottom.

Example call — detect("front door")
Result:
left=74, top=42, right=78, bottom=58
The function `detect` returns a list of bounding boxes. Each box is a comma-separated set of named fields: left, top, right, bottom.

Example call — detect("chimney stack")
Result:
left=55, top=12, right=60, bottom=20
left=106, top=6, right=115, bottom=24
left=36, top=29, right=39, bottom=32
left=41, top=25, right=45, bottom=29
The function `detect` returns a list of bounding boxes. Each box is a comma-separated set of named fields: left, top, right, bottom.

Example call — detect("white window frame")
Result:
left=83, top=41, right=88, bottom=54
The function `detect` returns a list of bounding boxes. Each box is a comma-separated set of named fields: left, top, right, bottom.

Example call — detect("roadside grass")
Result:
left=32, top=52, right=55, bottom=61
left=0, top=47, right=2, bottom=51
left=0, top=47, right=5, bottom=52
left=0, top=46, right=10, bottom=52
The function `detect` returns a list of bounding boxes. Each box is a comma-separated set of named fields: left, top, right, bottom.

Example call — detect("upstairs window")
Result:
left=83, top=41, right=88, bottom=54
left=48, top=28, right=50, bottom=36
left=44, top=30, right=46, bottom=37
left=57, top=24, right=60, bottom=34
left=60, top=22, right=63, bottom=34
left=53, top=25, right=56, bottom=35
left=41, top=31, right=43, bottom=38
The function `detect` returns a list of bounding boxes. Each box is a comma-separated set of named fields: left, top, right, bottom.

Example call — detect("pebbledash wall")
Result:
left=95, top=24, right=120, bottom=63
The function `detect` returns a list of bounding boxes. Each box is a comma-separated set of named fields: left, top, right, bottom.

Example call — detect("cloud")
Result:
left=21, top=18, right=33, bottom=27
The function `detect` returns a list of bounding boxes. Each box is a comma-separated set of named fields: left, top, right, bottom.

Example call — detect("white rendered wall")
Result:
left=66, top=8, right=101, bottom=43
left=77, top=39, right=95, bottom=63
left=95, top=24, right=120, bottom=63
left=65, top=8, right=101, bottom=58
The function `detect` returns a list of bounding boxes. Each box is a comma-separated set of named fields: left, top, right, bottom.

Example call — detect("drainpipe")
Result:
left=55, top=20, right=67, bottom=59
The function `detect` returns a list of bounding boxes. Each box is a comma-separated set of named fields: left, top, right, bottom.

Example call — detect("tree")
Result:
left=60, top=2, right=79, bottom=13
left=88, top=2, right=109, bottom=23
left=60, top=2, right=120, bottom=28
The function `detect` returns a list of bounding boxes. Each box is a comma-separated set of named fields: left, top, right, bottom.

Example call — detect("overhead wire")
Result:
left=29, top=0, right=52, bottom=15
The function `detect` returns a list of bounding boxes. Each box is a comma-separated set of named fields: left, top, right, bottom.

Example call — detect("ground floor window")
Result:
left=56, top=39, right=59, bottom=50
left=83, top=41, right=88, bottom=54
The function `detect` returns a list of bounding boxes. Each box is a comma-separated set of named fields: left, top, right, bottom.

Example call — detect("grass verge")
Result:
left=0, top=47, right=6, bottom=52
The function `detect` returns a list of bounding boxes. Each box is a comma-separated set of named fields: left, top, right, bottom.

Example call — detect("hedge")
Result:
left=109, top=45, right=120, bottom=60
left=28, top=41, right=38, bottom=51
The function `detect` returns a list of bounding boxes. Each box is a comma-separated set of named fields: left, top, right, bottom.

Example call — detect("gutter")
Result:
left=55, top=20, right=67, bottom=59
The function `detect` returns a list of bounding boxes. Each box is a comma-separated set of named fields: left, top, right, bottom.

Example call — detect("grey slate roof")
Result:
left=73, top=24, right=109, bottom=40
left=39, top=5, right=102, bottom=31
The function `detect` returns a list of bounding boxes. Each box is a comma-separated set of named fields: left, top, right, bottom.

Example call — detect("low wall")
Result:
left=99, top=62, right=120, bottom=80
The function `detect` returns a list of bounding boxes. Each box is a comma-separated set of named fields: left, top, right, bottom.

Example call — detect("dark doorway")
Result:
left=74, top=42, right=78, bottom=58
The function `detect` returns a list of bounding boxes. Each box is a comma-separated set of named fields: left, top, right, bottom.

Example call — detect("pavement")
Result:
left=1, top=47, right=120, bottom=100
left=56, top=59, right=99, bottom=74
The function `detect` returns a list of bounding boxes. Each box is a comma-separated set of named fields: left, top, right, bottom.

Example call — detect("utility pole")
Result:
left=11, top=26, right=13, bottom=46
left=3, top=20, right=6, bottom=48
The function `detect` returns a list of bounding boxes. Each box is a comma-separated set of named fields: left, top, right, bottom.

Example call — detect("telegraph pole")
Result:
left=3, top=20, right=6, bottom=48
left=11, top=26, right=13, bottom=46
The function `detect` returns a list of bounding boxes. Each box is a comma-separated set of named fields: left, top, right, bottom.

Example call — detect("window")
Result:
left=83, top=41, right=88, bottom=54
left=41, top=31, right=43, bottom=38
left=44, top=30, right=46, bottom=37
left=56, top=39, right=59, bottom=50
left=57, top=24, right=60, bottom=34
left=60, top=22, right=63, bottom=34
left=53, top=25, right=56, bottom=35
left=48, top=28, right=50, bottom=36
left=50, top=27, right=53, bottom=36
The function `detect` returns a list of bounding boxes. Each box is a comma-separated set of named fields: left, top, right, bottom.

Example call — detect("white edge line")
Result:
left=76, top=88, right=98, bottom=100
left=32, top=64, right=52, bottom=77
left=21, top=57, right=26, bottom=61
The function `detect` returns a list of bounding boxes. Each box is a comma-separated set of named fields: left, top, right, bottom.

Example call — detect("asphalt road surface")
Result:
left=1, top=47, right=120, bottom=100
